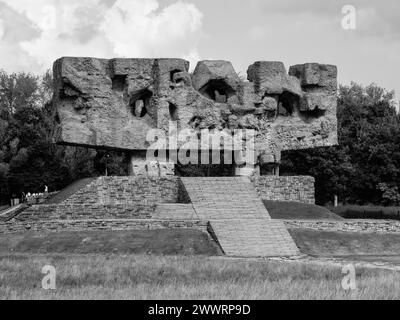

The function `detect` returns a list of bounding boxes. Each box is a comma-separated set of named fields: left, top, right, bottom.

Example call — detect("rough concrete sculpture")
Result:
left=53, top=57, right=337, bottom=176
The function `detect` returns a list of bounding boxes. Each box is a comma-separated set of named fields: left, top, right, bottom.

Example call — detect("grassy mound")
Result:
left=290, top=228, right=400, bottom=257
left=263, top=200, right=343, bottom=220
left=331, top=205, right=400, bottom=220
left=0, top=229, right=222, bottom=256
left=44, top=178, right=96, bottom=204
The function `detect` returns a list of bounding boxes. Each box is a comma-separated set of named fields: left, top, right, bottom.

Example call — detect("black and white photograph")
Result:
left=0, top=0, right=400, bottom=305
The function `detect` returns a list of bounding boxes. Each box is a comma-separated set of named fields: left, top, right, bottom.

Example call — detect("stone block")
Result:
left=289, top=63, right=337, bottom=93
left=53, top=57, right=338, bottom=171
left=247, top=61, right=302, bottom=96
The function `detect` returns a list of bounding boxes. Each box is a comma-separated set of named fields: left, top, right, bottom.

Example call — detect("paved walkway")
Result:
left=266, top=255, right=400, bottom=272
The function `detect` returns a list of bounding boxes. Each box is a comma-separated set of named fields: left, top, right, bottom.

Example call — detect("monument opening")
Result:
left=129, top=89, right=152, bottom=118
left=112, top=75, right=127, bottom=92
left=277, top=91, right=297, bottom=116
left=169, top=103, right=178, bottom=121
left=199, top=79, right=235, bottom=103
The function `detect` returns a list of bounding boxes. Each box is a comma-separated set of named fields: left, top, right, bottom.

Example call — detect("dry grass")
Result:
left=290, top=229, right=400, bottom=257
left=0, top=254, right=399, bottom=300
left=0, top=230, right=222, bottom=256
left=264, top=200, right=342, bottom=220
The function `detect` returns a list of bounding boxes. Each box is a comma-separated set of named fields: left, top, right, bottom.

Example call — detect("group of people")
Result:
left=21, top=186, right=48, bottom=203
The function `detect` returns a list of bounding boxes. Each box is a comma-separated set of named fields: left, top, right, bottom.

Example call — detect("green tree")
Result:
left=0, top=69, right=129, bottom=204
left=281, top=83, right=399, bottom=205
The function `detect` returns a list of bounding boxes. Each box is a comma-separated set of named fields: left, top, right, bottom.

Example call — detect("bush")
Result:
left=331, top=205, right=400, bottom=220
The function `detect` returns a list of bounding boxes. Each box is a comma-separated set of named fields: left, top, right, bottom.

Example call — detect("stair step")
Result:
left=210, top=219, right=299, bottom=257
left=153, top=204, right=198, bottom=220
left=180, top=177, right=270, bottom=219
left=180, top=177, right=299, bottom=257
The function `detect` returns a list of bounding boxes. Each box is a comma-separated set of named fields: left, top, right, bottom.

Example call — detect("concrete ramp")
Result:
left=180, top=177, right=299, bottom=257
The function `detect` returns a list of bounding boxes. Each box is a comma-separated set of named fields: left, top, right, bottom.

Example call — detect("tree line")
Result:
left=0, top=71, right=128, bottom=204
left=281, top=83, right=400, bottom=205
left=0, top=70, right=399, bottom=206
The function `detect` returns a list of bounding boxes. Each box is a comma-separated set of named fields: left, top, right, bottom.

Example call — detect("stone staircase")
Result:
left=180, top=177, right=299, bottom=257
left=0, top=204, right=28, bottom=222
left=210, top=219, right=299, bottom=257
left=180, top=177, right=268, bottom=219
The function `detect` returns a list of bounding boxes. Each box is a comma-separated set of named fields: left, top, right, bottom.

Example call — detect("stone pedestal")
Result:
left=129, top=151, right=147, bottom=176
left=234, top=165, right=259, bottom=177
left=129, top=151, right=175, bottom=177
left=259, top=152, right=280, bottom=176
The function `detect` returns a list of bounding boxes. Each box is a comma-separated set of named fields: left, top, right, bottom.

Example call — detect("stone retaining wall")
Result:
left=64, top=176, right=180, bottom=206
left=18, top=176, right=181, bottom=221
left=285, top=220, right=400, bottom=233
left=17, top=175, right=317, bottom=222
left=251, top=176, right=315, bottom=204
left=64, top=176, right=315, bottom=207
left=0, top=219, right=208, bottom=235
left=17, top=204, right=154, bottom=221
left=4, top=217, right=400, bottom=236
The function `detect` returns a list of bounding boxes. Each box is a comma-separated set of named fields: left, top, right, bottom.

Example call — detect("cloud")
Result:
left=255, top=0, right=400, bottom=41
left=243, top=0, right=400, bottom=100
left=101, top=0, right=203, bottom=63
left=0, top=1, right=41, bottom=72
left=0, top=0, right=203, bottom=73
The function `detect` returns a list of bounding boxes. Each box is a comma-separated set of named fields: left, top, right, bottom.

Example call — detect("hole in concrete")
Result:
left=133, top=100, right=147, bottom=117
left=189, top=116, right=202, bottom=129
left=169, top=103, right=178, bottom=121
left=61, top=83, right=81, bottom=99
left=300, top=107, right=326, bottom=119
left=302, top=84, right=322, bottom=90
left=199, top=79, right=236, bottom=103
left=129, top=88, right=153, bottom=118
left=112, top=75, right=127, bottom=91
left=170, top=69, right=182, bottom=82
left=54, top=112, right=61, bottom=124
left=266, top=110, right=277, bottom=119
left=278, top=92, right=298, bottom=116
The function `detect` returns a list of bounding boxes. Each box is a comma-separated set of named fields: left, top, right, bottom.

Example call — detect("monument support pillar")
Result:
left=258, top=152, right=281, bottom=177
left=129, top=151, right=175, bottom=177
left=274, top=164, right=280, bottom=176
left=234, top=164, right=259, bottom=177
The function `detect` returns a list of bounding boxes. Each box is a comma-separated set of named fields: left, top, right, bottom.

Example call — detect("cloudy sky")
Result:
left=0, top=0, right=399, bottom=98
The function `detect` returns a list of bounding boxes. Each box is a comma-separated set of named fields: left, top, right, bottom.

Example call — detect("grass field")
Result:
left=2, top=229, right=400, bottom=264
left=289, top=229, right=400, bottom=257
left=0, top=229, right=222, bottom=256
left=1, top=224, right=400, bottom=299
left=0, top=254, right=399, bottom=300
left=331, top=205, right=400, bottom=220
